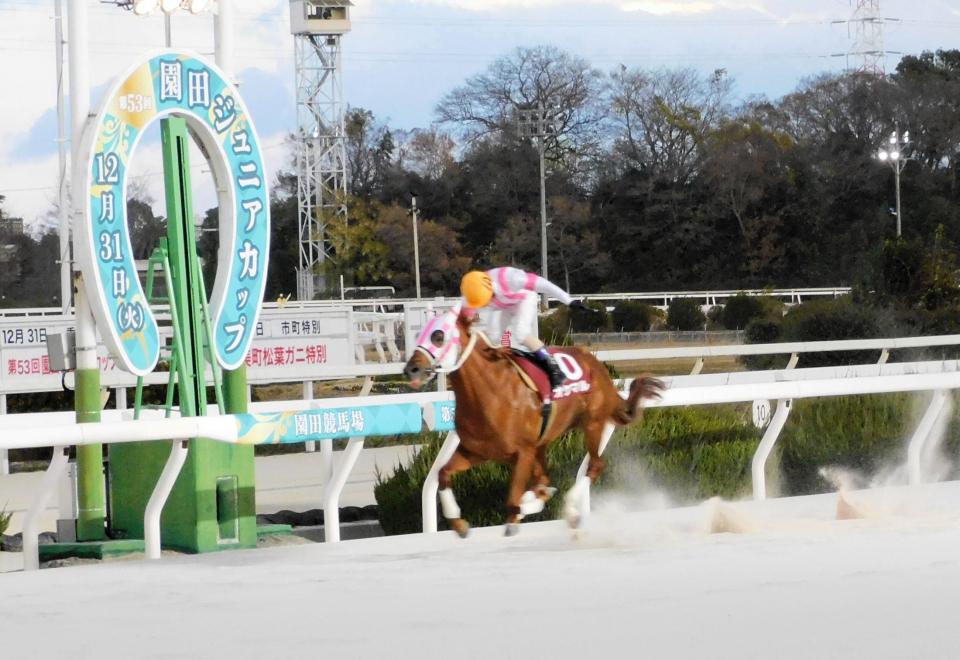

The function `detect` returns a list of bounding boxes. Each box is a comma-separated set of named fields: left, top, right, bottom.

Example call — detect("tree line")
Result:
left=291, top=46, right=960, bottom=306
left=2, top=47, right=960, bottom=314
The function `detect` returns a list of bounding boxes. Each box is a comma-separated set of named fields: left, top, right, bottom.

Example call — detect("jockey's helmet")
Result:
left=461, top=270, right=493, bottom=308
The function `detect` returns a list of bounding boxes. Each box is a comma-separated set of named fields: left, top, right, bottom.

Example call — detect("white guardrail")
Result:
left=2, top=331, right=959, bottom=570
left=0, top=287, right=848, bottom=319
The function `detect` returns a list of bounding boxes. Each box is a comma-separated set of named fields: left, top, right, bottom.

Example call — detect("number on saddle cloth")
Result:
left=508, top=349, right=592, bottom=402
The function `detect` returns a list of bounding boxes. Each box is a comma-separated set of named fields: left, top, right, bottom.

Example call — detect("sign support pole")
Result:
left=214, top=0, right=248, bottom=421
left=69, top=0, right=106, bottom=542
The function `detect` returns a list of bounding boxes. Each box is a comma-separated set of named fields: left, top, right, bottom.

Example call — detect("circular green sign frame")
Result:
left=79, top=50, right=270, bottom=375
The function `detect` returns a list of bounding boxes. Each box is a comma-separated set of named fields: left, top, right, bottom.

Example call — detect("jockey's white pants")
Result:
left=488, top=291, right=539, bottom=349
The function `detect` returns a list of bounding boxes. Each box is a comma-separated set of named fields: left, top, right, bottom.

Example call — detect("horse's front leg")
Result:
left=439, top=448, right=476, bottom=538
left=519, top=445, right=556, bottom=517
left=505, top=450, right=536, bottom=537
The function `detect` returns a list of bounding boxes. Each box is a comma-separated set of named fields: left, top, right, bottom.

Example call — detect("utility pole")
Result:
left=54, top=0, right=69, bottom=313
left=410, top=194, right=421, bottom=299
left=517, top=102, right=553, bottom=307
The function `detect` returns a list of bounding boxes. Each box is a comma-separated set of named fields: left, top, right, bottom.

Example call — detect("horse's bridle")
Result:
left=414, top=327, right=481, bottom=386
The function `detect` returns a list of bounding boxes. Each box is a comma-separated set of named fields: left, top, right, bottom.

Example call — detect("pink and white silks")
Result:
left=481, top=267, right=572, bottom=347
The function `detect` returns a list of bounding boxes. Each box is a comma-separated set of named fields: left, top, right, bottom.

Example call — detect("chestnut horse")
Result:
left=404, top=304, right=664, bottom=537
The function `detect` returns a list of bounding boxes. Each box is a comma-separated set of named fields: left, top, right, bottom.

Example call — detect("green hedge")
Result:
left=611, top=301, right=660, bottom=332
left=740, top=297, right=884, bottom=369
left=721, top=294, right=784, bottom=330
left=666, top=298, right=706, bottom=331
left=375, top=394, right=929, bottom=535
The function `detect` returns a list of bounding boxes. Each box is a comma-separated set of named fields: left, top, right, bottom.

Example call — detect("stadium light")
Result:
left=105, top=0, right=215, bottom=15
left=876, top=129, right=911, bottom=238
left=132, top=0, right=159, bottom=14
left=188, top=0, right=212, bottom=14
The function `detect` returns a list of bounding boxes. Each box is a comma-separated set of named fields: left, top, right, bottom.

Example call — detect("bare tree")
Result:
left=436, top=45, right=607, bottom=162
left=778, top=73, right=899, bottom=152
left=608, top=66, right=732, bottom=184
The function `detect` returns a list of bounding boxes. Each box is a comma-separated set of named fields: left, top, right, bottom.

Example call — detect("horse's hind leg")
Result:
left=505, top=450, right=536, bottom=536
left=564, top=421, right=615, bottom=529
left=439, top=448, right=478, bottom=538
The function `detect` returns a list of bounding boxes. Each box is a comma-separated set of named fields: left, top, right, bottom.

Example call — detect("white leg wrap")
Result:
left=519, top=490, right=545, bottom=516
left=439, top=488, right=461, bottom=520
left=564, top=477, right=590, bottom=521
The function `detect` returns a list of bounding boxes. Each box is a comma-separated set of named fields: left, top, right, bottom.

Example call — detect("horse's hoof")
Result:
left=538, top=486, right=558, bottom=500
left=450, top=519, right=470, bottom=539
left=504, top=523, right=520, bottom=537
left=566, top=513, right=582, bottom=530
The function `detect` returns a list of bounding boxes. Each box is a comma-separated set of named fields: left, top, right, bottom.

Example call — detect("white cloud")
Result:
left=621, top=1, right=714, bottom=14
left=0, top=2, right=295, bottom=227
left=389, top=0, right=768, bottom=13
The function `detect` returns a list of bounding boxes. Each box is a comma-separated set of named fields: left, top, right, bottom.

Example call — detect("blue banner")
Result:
left=235, top=404, right=424, bottom=445
left=427, top=401, right=456, bottom=432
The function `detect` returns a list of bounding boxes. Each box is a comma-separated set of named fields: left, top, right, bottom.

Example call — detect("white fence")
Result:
left=2, top=333, right=960, bottom=571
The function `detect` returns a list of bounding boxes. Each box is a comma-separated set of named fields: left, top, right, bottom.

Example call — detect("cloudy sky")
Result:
left=0, top=0, right=958, bottom=229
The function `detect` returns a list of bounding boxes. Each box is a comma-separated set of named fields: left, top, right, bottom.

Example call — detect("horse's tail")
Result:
left=612, top=375, right=665, bottom=425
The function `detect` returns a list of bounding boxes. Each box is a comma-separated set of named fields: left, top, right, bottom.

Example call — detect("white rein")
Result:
left=435, top=329, right=480, bottom=374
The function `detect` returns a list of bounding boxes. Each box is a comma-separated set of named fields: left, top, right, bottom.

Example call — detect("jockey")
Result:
left=460, top=267, right=585, bottom=390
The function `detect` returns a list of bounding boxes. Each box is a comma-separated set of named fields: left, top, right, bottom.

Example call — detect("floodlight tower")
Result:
left=291, top=1, right=351, bottom=300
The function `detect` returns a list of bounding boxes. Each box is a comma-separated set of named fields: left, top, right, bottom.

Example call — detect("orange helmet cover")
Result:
left=460, top=270, right=494, bottom=308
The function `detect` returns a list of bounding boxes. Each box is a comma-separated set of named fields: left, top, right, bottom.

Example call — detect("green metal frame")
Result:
left=109, top=117, right=254, bottom=553
left=134, top=241, right=223, bottom=420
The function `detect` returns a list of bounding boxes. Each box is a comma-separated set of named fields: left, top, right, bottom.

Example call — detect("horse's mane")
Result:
left=457, top=311, right=511, bottom=362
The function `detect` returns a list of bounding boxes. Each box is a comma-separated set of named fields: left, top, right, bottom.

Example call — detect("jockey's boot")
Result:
left=535, top=347, right=566, bottom=390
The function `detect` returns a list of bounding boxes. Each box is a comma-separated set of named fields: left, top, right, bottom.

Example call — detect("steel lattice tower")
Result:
left=846, top=1, right=892, bottom=75
left=291, top=1, right=351, bottom=300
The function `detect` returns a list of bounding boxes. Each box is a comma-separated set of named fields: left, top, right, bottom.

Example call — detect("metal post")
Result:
left=73, top=277, right=106, bottom=540
left=54, top=0, right=70, bottom=314
left=411, top=196, right=421, bottom=299
left=907, top=390, right=950, bottom=486
left=214, top=0, right=233, bottom=80
left=752, top=399, right=793, bottom=501
left=894, top=161, right=902, bottom=238
left=68, top=0, right=106, bottom=542
left=0, top=394, right=7, bottom=475
left=322, top=437, right=364, bottom=543
left=538, top=124, right=548, bottom=283
left=223, top=365, right=247, bottom=415
left=144, top=440, right=188, bottom=559
left=303, top=380, right=316, bottom=453
left=23, top=446, right=70, bottom=570
left=422, top=431, right=461, bottom=533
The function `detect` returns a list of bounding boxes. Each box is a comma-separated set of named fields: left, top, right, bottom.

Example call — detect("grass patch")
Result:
left=0, top=505, right=11, bottom=538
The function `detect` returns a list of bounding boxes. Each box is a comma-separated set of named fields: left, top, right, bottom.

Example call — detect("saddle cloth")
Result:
left=506, top=349, right=592, bottom=403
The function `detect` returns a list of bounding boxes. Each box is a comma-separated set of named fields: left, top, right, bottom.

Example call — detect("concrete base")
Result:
left=290, top=520, right=384, bottom=543
left=39, top=539, right=145, bottom=562
left=256, top=524, right=293, bottom=537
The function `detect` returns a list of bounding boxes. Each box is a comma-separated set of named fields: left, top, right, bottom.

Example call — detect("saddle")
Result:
left=503, top=348, right=592, bottom=439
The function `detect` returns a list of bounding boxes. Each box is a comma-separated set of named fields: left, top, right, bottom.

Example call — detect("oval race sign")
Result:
left=79, top=50, right=270, bottom=375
